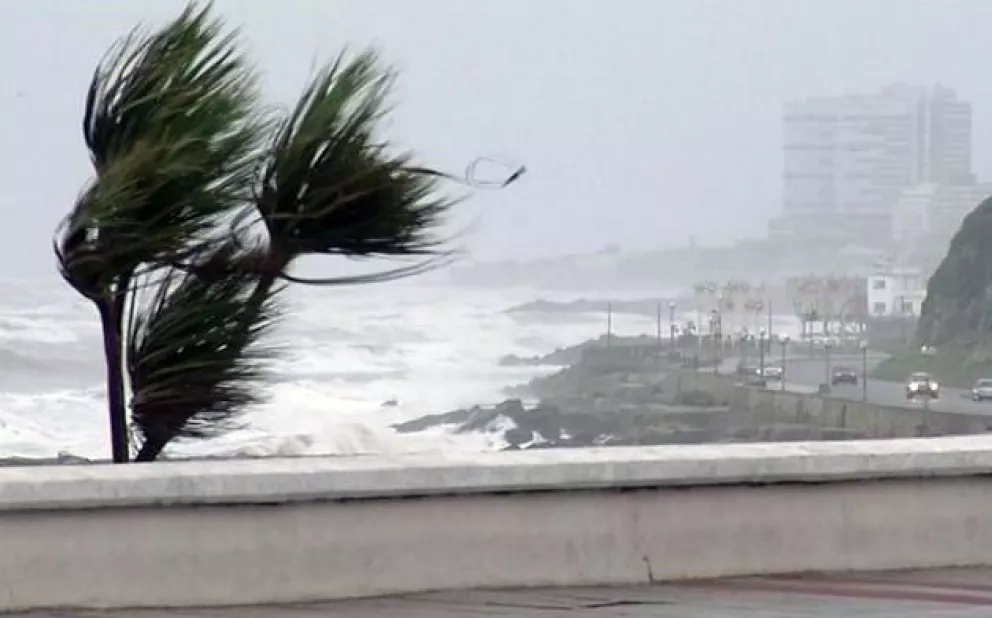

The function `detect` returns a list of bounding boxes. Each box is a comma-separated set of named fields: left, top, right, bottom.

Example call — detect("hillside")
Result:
left=917, top=195, right=992, bottom=360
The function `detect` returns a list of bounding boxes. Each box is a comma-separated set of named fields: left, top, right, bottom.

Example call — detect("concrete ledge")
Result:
left=4, top=436, right=992, bottom=511
left=7, top=438, right=992, bottom=610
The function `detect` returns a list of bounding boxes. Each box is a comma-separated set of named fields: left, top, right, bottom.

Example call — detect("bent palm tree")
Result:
left=55, top=3, right=266, bottom=462
left=54, top=3, right=507, bottom=462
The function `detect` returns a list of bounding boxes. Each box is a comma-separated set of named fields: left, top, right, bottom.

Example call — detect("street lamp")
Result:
left=920, top=345, right=937, bottom=429
left=921, top=345, right=937, bottom=383
left=780, top=334, right=790, bottom=391
left=739, top=332, right=750, bottom=378
left=712, top=331, right=721, bottom=376
left=758, top=328, right=767, bottom=381
left=668, top=302, right=676, bottom=344
left=824, top=342, right=833, bottom=393
left=859, top=339, right=868, bottom=402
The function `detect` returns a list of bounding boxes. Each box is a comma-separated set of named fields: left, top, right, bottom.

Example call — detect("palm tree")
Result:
left=55, top=4, right=267, bottom=463
left=55, top=3, right=519, bottom=462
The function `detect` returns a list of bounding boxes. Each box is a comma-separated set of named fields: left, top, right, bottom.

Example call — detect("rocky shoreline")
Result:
left=395, top=336, right=731, bottom=450
left=396, top=335, right=872, bottom=450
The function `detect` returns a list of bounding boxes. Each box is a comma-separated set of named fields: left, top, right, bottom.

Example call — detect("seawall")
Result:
left=6, top=439, right=992, bottom=610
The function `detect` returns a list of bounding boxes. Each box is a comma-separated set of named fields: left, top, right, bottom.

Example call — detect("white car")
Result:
left=972, top=379, right=992, bottom=402
left=760, top=365, right=784, bottom=380
left=906, top=372, right=939, bottom=399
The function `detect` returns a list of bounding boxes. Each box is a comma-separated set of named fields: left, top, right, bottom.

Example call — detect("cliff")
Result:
left=917, top=195, right=992, bottom=360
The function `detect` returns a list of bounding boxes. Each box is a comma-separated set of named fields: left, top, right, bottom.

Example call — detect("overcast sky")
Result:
left=3, top=0, right=992, bottom=276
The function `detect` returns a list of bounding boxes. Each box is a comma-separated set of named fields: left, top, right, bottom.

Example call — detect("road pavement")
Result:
left=771, top=354, right=992, bottom=416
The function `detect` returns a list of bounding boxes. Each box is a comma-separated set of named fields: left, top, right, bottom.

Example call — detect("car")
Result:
left=830, top=366, right=858, bottom=385
left=906, top=372, right=939, bottom=399
left=972, top=379, right=992, bottom=401
left=759, top=365, right=784, bottom=380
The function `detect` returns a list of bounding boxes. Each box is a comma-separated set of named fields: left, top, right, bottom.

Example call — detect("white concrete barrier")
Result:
left=5, top=437, right=992, bottom=610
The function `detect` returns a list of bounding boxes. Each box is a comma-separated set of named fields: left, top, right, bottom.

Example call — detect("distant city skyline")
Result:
left=770, top=84, right=974, bottom=248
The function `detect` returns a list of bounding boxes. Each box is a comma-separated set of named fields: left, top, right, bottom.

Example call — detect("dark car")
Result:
left=830, top=366, right=858, bottom=385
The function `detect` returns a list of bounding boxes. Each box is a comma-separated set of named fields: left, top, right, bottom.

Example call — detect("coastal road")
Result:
left=772, top=354, right=992, bottom=416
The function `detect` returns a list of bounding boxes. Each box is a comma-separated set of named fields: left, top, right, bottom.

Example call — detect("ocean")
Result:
left=0, top=276, right=668, bottom=460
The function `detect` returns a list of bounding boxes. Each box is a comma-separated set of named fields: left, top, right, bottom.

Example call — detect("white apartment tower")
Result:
left=770, top=85, right=972, bottom=247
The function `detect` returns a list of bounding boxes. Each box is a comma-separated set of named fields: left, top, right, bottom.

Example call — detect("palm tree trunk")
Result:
left=98, top=299, right=129, bottom=463
left=134, top=432, right=169, bottom=462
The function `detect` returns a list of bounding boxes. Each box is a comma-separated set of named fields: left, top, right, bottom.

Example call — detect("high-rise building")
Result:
left=769, top=85, right=972, bottom=248
left=890, top=181, right=992, bottom=269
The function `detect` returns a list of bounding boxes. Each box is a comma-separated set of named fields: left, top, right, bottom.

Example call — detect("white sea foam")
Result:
left=0, top=279, right=741, bottom=460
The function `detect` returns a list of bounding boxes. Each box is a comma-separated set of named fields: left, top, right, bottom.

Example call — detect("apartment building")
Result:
left=770, top=85, right=973, bottom=249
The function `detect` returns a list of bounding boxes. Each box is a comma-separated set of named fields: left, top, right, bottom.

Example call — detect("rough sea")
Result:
left=0, top=275, right=668, bottom=460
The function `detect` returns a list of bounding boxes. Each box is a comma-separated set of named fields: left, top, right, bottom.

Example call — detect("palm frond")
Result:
left=256, top=49, right=455, bottom=278
left=71, top=1, right=266, bottom=276
left=127, top=241, right=281, bottom=461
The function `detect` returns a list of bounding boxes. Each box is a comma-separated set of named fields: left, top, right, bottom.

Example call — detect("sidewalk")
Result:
left=21, top=568, right=992, bottom=617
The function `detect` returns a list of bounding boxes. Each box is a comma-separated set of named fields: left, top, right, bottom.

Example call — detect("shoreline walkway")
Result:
left=16, top=568, right=992, bottom=617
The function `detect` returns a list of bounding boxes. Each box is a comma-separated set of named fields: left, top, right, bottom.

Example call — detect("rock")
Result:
left=918, top=195, right=992, bottom=356
left=57, top=451, right=91, bottom=465
left=498, top=354, right=543, bottom=367
left=392, top=407, right=477, bottom=433
left=504, top=427, right=534, bottom=447
left=459, top=399, right=527, bottom=433
left=381, top=399, right=398, bottom=408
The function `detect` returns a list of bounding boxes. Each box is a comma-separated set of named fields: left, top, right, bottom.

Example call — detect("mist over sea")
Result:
left=0, top=276, right=670, bottom=460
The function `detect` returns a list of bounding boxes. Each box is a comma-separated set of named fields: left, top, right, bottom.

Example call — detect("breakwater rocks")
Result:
left=398, top=339, right=871, bottom=449
left=393, top=397, right=732, bottom=449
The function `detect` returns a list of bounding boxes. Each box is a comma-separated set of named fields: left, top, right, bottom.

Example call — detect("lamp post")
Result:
left=713, top=326, right=722, bottom=377
left=669, top=302, right=676, bottom=345
left=655, top=301, right=662, bottom=356
left=758, top=328, right=767, bottom=382
left=740, top=332, right=750, bottom=378
left=920, top=344, right=936, bottom=432
left=921, top=344, right=937, bottom=387
left=859, top=339, right=868, bottom=402
left=606, top=301, right=613, bottom=348
left=780, top=334, right=790, bottom=391
left=824, top=342, right=833, bottom=393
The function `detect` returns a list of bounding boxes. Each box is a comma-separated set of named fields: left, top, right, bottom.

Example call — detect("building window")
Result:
left=872, top=278, right=887, bottom=290
left=873, top=302, right=887, bottom=315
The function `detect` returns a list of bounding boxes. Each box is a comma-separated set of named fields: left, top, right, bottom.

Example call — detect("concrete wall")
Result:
left=728, top=383, right=992, bottom=438
left=662, top=370, right=739, bottom=403
left=7, top=439, right=992, bottom=610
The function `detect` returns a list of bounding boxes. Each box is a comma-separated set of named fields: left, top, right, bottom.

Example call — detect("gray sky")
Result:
left=3, top=0, right=992, bottom=276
